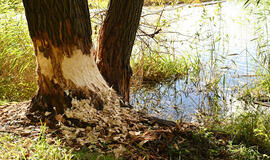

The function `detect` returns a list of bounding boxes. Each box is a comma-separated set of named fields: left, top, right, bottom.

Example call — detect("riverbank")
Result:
left=1, top=102, right=269, bottom=159
left=1, top=0, right=270, bottom=159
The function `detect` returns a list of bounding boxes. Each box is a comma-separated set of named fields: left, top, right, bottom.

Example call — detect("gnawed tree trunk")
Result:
left=23, top=0, right=118, bottom=124
left=96, top=0, right=144, bottom=104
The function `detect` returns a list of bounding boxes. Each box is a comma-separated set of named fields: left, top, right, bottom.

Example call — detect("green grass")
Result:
left=0, top=134, right=117, bottom=160
left=0, top=125, right=117, bottom=160
left=248, top=74, right=270, bottom=98
left=198, top=103, right=270, bottom=157
left=131, top=53, right=190, bottom=83
left=0, top=0, right=36, bottom=102
left=229, top=143, right=270, bottom=160
left=0, top=100, right=8, bottom=106
left=1, top=0, right=270, bottom=159
left=232, top=75, right=270, bottom=155
left=226, top=109, right=270, bottom=154
left=0, top=133, right=73, bottom=160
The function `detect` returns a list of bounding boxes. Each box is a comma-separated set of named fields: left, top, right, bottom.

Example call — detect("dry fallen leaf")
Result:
left=129, top=131, right=141, bottom=136
left=55, top=114, right=65, bottom=123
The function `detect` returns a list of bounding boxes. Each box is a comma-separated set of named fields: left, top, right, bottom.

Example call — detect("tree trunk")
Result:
left=23, top=0, right=117, bottom=123
left=96, top=0, right=144, bottom=104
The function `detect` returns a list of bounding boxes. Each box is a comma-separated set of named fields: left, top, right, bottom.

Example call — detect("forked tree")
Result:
left=22, top=0, right=143, bottom=121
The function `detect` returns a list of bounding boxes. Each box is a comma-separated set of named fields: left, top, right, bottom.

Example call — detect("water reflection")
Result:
left=131, top=80, right=199, bottom=121
left=131, top=78, right=229, bottom=121
left=130, top=1, right=269, bottom=121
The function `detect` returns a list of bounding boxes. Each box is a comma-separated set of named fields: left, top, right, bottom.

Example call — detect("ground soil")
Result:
left=0, top=102, right=230, bottom=160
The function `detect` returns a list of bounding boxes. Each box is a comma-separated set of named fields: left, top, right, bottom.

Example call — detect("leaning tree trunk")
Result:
left=23, top=0, right=117, bottom=123
left=96, top=0, right=144, bottom=104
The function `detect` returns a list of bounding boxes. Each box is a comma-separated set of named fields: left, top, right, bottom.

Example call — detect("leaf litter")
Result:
left=0, top=99, right=230, bottom=159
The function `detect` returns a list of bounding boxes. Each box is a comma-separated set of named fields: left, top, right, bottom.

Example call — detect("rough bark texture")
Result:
left=96, top=0, right=144, bottom=104
left=23, top=0, right=111, bottom=123
left=23, top=0, right=92, bottom=55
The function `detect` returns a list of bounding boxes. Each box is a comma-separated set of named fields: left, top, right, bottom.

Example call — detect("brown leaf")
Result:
left=55, top=114, right=65, bottom=123
left=129, top=131, right=141, bottom=136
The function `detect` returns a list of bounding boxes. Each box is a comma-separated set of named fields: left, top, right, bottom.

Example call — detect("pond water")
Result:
left=130, top=1, right=270, bottom=121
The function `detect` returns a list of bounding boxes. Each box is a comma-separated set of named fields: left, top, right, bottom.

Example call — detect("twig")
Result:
left=254, top=100, right=270, bottom=108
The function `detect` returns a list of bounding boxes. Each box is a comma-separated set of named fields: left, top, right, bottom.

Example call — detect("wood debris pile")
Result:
left=0, top=101, right=228, bottom=159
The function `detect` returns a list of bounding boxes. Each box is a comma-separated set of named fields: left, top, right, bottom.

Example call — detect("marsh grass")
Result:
left=224, top=2, right=270, bottom=154
left=1, top=0, right=270, bottom=159
left=228, top=143, right=270, bottom=160
left=228, top=110, right=270, bottom=154
left=131, top=52, right=196, bottom=85
left=0, top=0, right=36, bottom=102
left=194, top=105, right=270, bottom=158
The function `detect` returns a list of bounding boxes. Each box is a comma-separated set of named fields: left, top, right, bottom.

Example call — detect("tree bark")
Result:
left=23, top=0, right=116, bottom=123
left=96, top=0, right=144, bottom=104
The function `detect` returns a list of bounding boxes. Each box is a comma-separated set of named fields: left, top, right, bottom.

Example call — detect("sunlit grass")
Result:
left=0, top=0, right=36, bottom=102
left=0, top=130, right=74, bottom=160
left=131, top=52, right=196, bottom=85
left=1, top=0, right=270, bottom=159
left=227, top=110, right=270, bottom=154
left=0, top=126, right=117, bottom=160
left=228, top=143, right=270, bottom=160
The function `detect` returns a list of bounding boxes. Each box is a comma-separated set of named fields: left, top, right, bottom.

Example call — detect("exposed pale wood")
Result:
left=22, top=0, right=119, bottom=124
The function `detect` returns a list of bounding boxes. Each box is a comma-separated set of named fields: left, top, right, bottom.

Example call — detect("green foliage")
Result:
left=167, top=124, right=270, bottom=159
left=0, top=0, right=23, bottom=12
left=0, top=125, right=117, bottom=160
left=171, top=128, right=228, bottom=159
left=228, top=143, right=270, bottom=160
left=0, top=132, right=73, bottom=159
left=230, top=1, right=270, bottom=155
left=0, top=0, right=36, bottom=102
left=0, top=100, right=8, bottom=106
left=224, top=109, right=270, bottom=155
left=72, top=148, right=117, bottom=160
left=0, top=0, right=270, bottom=159
left=167, top=126, right=269, bottom=160
left=252, top=74, right=270, bottom=97
left=88, top=0, right=108, bottom=9
left=131, top=52, right=195, bottom=84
